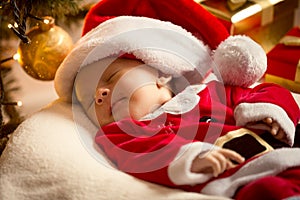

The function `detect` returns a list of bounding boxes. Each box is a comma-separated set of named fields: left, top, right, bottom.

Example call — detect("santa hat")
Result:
left=81, top=0, right=229, bottom=48
left=55, top=0, right=228, bottom=125
left=54, top=0, right=231, bottom=100
left=53, top=0, right=232, bottom=125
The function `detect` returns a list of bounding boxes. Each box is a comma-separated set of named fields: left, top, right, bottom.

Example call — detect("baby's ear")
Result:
left=156, top=75, right=172, bottom=88
left=94, top=88, right=105, bottom=105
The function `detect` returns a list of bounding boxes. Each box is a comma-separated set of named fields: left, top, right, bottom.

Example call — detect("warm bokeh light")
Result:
left=13, top=53, right=20, bottom=61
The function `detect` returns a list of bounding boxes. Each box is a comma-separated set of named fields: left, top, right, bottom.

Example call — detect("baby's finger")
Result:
left=226, top=159, right=238, bottom=169
left=207, top=156, right=222, bottom=177
left=220, top=149, right=245, bottom=164
left=270, top=122, right=280, bottom=136
left=263, top=117, right=273, bottom=125
left=274, top=129, right=288, bottom=144
left=213, top=153, right=228, bottom=174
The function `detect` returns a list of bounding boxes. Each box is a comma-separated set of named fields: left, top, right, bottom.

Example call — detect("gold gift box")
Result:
left=265, top=61, right=300, bottom=93
left=265, top=74, right=300, bottom=93
left=296, top=60, right=300, bottom=83
left=265, top=28, right=300, bottom=93
left=199, top=0, right=297, bottom=34
left=198, top=0, right=298, bottom=51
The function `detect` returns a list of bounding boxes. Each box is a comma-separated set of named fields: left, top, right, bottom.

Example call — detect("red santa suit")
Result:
left=52, top=1, right=300, bottom=199
left=95, top=80, right=300, bottom=199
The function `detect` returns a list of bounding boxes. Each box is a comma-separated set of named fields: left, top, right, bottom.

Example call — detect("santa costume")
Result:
left=54, top=0, right=300, bottom=199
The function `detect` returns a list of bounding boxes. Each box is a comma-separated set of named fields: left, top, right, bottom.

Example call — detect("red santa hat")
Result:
left=81, top=0, right=229, bottom=48
left=53, top=0, right=232, bottom=125
left=55, top=0, right=229, bottom=101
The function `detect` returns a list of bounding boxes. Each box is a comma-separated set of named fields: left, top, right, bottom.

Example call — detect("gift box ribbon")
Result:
left=231, top=0, right=282, bottom=25
left=280, top=35, right=300, bottom=47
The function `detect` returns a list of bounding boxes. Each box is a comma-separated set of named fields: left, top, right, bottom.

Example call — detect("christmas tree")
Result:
left=0, top=0, right=91, bottom=154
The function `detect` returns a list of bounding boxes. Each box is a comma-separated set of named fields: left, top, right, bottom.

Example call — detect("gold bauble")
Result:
left=18, top=17, right=73, bottom=80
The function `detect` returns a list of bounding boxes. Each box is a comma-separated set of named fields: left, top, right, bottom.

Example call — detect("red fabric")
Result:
left=82, top=0, right=230, bottom=49
left=233, top=82, right=300, bottom=125
left=267, top=57, right=298, bottom=81
left=95, top=81, right=300, bottom=194
left=235, top=167, right=300, bottom=200
left=266, top=27, right=300, bottom=81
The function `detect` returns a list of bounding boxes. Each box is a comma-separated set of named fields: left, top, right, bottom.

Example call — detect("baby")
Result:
left=77, top=54, right=299, bottom=200
left=90, top=57, right=289, bottom=177
left=54, top=2, right=300, bottom=199
left=90, top=56, right=300, bottom=200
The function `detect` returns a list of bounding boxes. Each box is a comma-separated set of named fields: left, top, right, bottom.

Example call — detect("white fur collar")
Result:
left=140, top=84, right=206, bottom=120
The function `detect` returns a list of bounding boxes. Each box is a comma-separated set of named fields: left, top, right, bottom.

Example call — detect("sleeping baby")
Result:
left=54, top=1, right=300, bottom=199
left=76, top=55, right=299, bottom=200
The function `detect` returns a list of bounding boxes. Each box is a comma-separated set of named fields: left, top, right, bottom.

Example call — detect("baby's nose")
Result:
left=97, top=88, right=110, bottom=104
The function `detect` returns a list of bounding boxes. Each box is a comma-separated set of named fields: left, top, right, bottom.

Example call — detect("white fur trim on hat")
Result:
left=54, top=16, right=212, bottom=103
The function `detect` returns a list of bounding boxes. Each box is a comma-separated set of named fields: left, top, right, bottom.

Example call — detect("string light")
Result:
left=43, top=18, right=50, bottom=24
left=7, top=23, right=30, bottom=44
left=13, top=53, right=20, bottom=61
left=0, top=54, right=20, bottom=64
left=2, top=101, right=22, bottom=107
left=0, top=56, right=13, bottom=64
left=0, top=12, right=67, bottom=108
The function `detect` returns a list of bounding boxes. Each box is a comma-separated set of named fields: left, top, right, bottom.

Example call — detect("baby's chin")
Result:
left=99, top=117, right=115, bottom=127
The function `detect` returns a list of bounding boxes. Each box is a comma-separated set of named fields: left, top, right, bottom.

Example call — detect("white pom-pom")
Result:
left=212, top=35, right=267, bottom=87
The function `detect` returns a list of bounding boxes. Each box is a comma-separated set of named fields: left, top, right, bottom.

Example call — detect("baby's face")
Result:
left=95, top=58, right=172, bottom=126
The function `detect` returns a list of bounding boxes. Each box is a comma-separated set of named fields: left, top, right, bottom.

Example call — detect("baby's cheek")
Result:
left=129, top=101, right=147, bottom=120
left=112, top=99, right=131, bottom=121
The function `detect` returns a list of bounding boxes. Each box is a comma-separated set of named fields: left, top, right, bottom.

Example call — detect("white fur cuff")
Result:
left=234, top=102, right=295, bottom=146
left=168, top=142, right=216, bottom=185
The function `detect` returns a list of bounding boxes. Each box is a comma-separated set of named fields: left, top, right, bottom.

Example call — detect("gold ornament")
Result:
left=18, top=17, right=73, bottom=80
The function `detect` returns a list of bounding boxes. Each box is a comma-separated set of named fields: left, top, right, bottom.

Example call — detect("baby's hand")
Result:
left=263, top=117, right=288, bottom=144
left=191, top=149, right=245, bottom=177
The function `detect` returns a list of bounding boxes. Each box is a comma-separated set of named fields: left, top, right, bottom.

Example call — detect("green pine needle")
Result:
left=29, top=0, right=84, bottom=18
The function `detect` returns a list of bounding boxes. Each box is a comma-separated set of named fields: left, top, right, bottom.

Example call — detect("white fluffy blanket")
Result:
left=0, top=99, right=230, bottom=200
